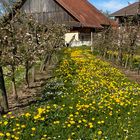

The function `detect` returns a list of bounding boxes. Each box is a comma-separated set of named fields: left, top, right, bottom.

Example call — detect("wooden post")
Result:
left=91, top=32, right=94, bottom=53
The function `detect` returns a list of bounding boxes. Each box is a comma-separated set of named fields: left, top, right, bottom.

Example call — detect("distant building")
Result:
left=110, top=2, right=140, bottom=25
left=18, top=0, right=117, bottom=46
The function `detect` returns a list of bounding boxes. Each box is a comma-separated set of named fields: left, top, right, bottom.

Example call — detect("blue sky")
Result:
left=89, top=0, right=136, bottom=13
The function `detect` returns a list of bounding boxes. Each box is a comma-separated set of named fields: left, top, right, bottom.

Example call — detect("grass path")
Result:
left=0, top=47, right=140, bottom=140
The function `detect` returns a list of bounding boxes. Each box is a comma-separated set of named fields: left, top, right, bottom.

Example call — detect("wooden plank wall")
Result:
left=21, top=0, right=79, bottom=25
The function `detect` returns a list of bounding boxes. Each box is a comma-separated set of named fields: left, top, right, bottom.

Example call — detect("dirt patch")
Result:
left=120, top=68, right=140, bottom=83
left=7, top=65, right=55, bottom=114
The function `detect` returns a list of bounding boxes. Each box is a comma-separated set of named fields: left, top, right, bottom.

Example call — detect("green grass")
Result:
left=0, top=47, right=140, bottom=140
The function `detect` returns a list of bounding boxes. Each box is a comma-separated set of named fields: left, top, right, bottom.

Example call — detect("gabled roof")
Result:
left=111, top=2, right=140, bottom=17
left=55, top=0, right=114, bottom=28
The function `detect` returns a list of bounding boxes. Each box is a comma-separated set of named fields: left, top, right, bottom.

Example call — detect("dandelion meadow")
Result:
left=0, top=47, right=140, bottom=140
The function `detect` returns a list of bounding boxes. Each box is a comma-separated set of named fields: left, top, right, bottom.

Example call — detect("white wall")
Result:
left=65, top=32, right=79, bottom=43
left=65, top=32, right=92, bottom=47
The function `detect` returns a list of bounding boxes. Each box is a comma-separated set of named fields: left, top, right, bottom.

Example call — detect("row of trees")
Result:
left=94, top=18, right=140, bottom=69
left=0, top=9, right=67, bottom=113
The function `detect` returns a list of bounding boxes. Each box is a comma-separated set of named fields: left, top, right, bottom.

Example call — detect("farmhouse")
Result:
left=111, top=2, right=140, bottom=25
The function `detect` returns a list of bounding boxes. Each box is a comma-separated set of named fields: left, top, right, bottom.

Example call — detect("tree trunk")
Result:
left=48, top=54, right=52, bottom=66
left=40, top=61, right=44, bottom=72
left=129, top=53, right=134, bottom=70
left=11, top=66, right=18, bottom=101
left=25, top=61, right=30, bottom=88
left=31, top=66, right=35, bottom=83
left=0, top=67, right=9, bottom=111
left=11, top=78, right=18, bottom=100
left=109, top=53, right=111, bottom=60
left=40, top=54, right=49, bottom=72
left=103, top=49, right=107, bottom=59
left=111, top=53, right=114, bottom=62
left=40, top=52, right=53, bottom=72
left=138, top=63, right=140, bottom=75
left=118, top=47, right=123, bottom=66
left=125, top=55, right=129, bottom=69
left=91, top=46, right=94, bottom=54
left=52, top=54, right=58, bottom=65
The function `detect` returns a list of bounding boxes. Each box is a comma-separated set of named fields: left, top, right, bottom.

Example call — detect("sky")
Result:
left=89, top=0, right=137, bottom=13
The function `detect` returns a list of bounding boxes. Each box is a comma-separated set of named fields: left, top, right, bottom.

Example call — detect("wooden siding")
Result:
left=21, top=0, right=80, bottom=26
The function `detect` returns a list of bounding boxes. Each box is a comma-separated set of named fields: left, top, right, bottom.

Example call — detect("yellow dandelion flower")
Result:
left=0, top=132, right=4, bottom=137
left=21, top=125, right=26, bottom=128
left=38, top=108, right=45, bottom=114
left=16, top=124, right=20, bottom=127
left=10, top=116, right=15, bottom=119
left=6, top=132, right=10, bottom=137
left=4, top=121, right=8, bottom=125
left=77, top=125, right=80, bottom=128
left=3, top=115, right=7, bottom=118
left=67, top=124, right=71, bottom=127
left=17, top=132, right=21, bottom=134
left=8, top=112, right=12, bottom=115
left=78, top=120, right=82, bottom=123
left=72, top=132, right=75, bottom=135
left=31, top=134, right=34, bottom=136
left=88, top=122, right=93, bottom=128
left=92, top=118, right=95, bottom=121
left=15, top=137, right=19, bottom=140
left=115, top=98, right=120, bottom=103
left=31, top=127, right=36, bottom=131
left=34, top=115, right=40, bottom=120
left=54, top=121, right=60, bottom=124
left=39, top=117, right=44, bottom=121
left=43, top=134, right=47, bottom=137
left=25, top=113, right=31, bottom=117
left=11, top=135, right=15, bottom=138
left=82, top=119, right=87, bottom=123
left=101, top=120, right=105, bottom=124
left=75, top=112, right=79, bottom=115
left=13, top=128, right=16, bottom=132
left=98, top=131, right=102, bottom=135
left=69, top=114, right=73, bottom=117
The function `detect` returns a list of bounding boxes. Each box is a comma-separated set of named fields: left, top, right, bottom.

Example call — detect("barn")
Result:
left=1, top=0, right=117, bottom=46
left=20, top=0, right=118, bottom=46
